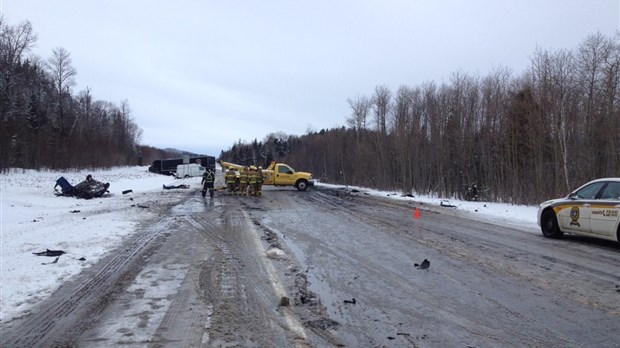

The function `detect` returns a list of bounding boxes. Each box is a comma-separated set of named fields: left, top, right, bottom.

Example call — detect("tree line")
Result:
left=0, top=18, right=146, bottom=171
left=221, top=32, right=620, bottom=205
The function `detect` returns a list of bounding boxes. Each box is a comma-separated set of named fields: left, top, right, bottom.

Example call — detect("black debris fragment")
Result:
left=70, top=210, right=81, bottom=213
left=78, top=257, right=86, bottom=261
left=122, top=189, right=133, bottom=194
left=387, top=336, right=395, bottom=340
left=344, top=298, right=356, bottom=304
left=33, top=249, right=66, bottom=257
left=420, top=259, right=430, bottom=269
left=279, top=296, right=290, bottom=307
left=415, top=259, right=430, bottom=270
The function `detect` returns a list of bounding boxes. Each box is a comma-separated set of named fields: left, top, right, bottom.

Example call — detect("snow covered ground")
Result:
left=0, top=166, right=540, bottom=325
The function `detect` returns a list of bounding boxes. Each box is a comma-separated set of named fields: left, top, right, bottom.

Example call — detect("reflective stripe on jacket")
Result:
left=202, top=171, right=214, bottom=184
left=248, top=171, right=258, bottom=184
left=225, top=171, right=236, bottom=184
left=239, top=170, right=249, bottom=183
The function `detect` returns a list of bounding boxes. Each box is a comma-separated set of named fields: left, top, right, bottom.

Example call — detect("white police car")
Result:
left=537, top=178, right=620, bottom=243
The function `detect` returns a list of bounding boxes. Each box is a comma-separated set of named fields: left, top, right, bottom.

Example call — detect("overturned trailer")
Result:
left=148, top=155, right=215, bottom=176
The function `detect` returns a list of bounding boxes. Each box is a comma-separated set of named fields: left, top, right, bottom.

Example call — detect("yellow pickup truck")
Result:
left=220, top=160, right=314, bottom=191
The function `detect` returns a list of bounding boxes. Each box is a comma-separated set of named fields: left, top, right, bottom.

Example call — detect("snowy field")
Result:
left=0, top=166, right=540, bottom=324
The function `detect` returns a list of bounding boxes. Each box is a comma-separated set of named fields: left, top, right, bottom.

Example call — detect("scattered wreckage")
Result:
left=54, top=175, right=110, bottom=199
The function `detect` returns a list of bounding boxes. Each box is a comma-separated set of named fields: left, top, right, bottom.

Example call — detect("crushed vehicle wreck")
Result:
left=54, top=175, right=110, bottom=199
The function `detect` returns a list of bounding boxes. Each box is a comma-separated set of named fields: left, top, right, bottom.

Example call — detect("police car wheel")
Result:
left=541, top=209, right=563, bottom=238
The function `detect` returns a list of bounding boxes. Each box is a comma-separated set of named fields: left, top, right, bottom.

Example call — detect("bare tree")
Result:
left=0, top=18, right=37, bottom=88
left=346, top=95, right=371, bottom=138
left=46, top=47, right=76, bottom=94
left=0, top=18, right=144, bottom=170
left=529, top=47, right=578, bottom=192
left=371, top=85, right=393, bottom=188
left=372, top=85, right=391, bottom=134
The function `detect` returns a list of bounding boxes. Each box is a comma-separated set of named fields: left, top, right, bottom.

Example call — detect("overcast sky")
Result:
left=2, top=1, right=618, bottom=156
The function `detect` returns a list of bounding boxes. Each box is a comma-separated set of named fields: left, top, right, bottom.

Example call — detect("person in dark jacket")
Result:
left=202, top=168, right=215, bottom=198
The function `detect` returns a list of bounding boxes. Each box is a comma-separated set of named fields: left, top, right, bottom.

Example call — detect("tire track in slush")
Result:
left=187, top=207, right=309, bottom=347
left=79, top=202, right=219, bottom=347
left=1, top=215, right=175, bottom=348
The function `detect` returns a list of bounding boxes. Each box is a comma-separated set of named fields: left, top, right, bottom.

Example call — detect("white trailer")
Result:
left=175, top=163, right=205, bottom=178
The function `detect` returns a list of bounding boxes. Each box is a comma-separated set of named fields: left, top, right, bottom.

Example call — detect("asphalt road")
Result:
left=2, top=183, right=619, bottom=347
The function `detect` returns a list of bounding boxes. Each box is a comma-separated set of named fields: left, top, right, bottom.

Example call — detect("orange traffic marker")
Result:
left=414, top=207, right=421, bottom=219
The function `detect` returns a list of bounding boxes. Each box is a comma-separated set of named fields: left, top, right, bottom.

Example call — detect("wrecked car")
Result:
left=54, top=175, right=110, bottom=199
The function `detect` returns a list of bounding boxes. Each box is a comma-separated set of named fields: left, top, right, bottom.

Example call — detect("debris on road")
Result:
left=440, top=199, right=456, bottom=208
left=279, top=296, right=290, bottom=306
left=32, top=249, right=66, bottom=257
left=266, top=247, right=286, bottom=259
left=162, top=184, right=190, bottom=190
left=415, top=259, right=430, bottom=270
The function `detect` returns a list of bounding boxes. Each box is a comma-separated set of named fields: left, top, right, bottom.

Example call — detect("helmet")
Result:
left=258, top=166, right=262, bottom=170
left=250, top=166, right=257, bottom=170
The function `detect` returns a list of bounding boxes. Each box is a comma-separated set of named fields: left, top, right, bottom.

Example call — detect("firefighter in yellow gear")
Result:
left=238, top=166, right=249, bottom=196
left=225, top=167, right=237, bottom=195
left=256, top=166, right=264, bottom=196
left=248, top=166, right=258, bottom=196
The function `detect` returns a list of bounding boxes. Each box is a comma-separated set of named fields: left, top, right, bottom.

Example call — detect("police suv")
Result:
left=537, top=178, right=620, bottom=243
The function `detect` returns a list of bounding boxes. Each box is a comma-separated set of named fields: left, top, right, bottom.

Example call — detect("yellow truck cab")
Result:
left=220, top=160, right=314, bottom=191
left=262, top=161, right=314, bottom=191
